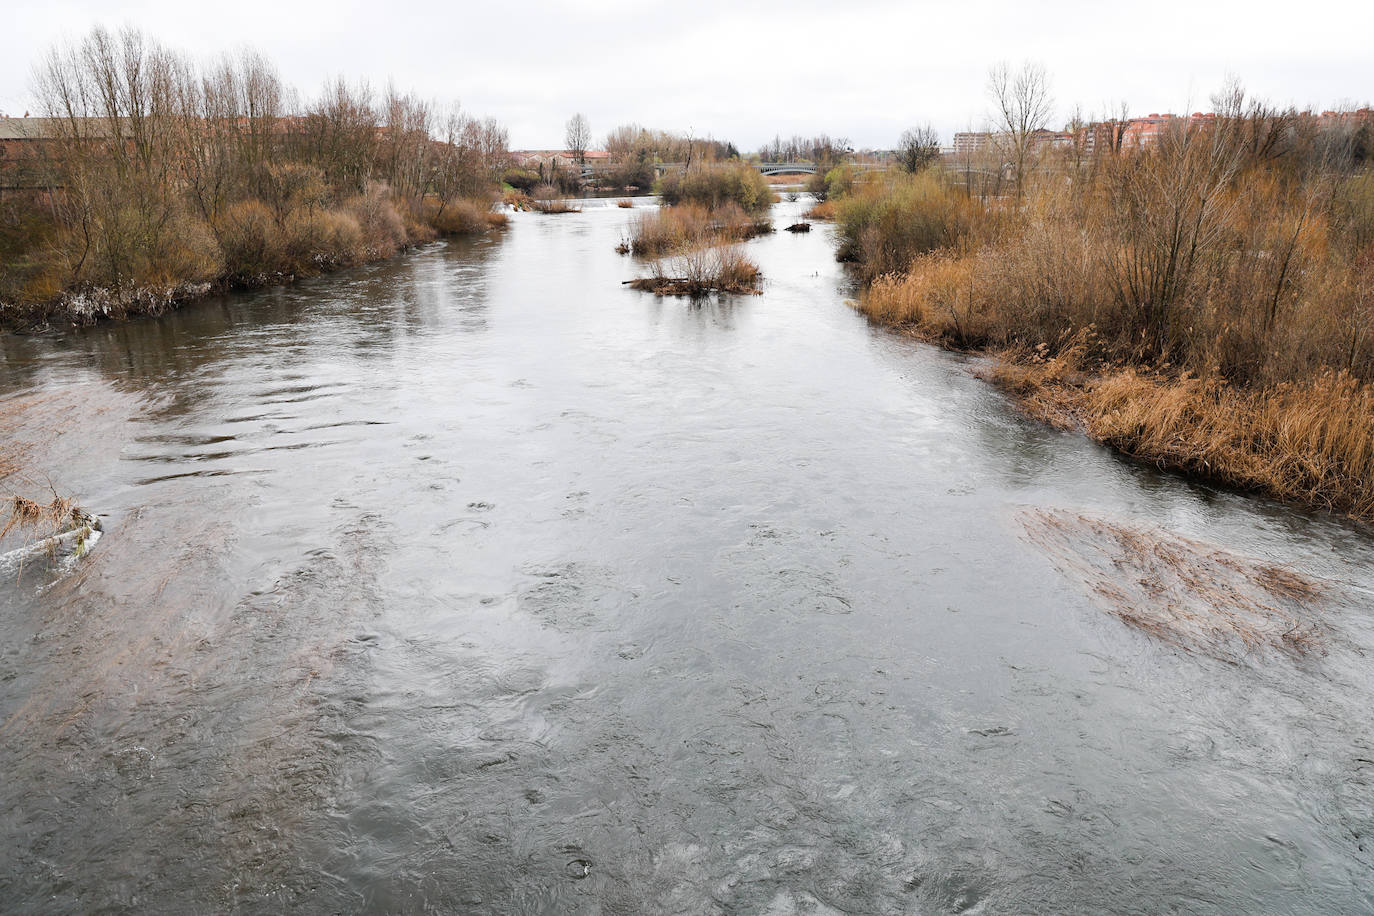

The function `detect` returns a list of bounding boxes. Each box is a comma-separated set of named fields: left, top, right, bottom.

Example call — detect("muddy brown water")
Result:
left=3, top=198, right=1374, bottom=914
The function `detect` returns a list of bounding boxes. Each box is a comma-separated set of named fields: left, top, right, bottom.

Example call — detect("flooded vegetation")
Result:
left=3, top=197, right=1374, bottom=912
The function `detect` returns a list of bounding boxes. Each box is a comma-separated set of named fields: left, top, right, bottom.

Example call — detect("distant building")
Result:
left=951, top=132, right=994, bottom=154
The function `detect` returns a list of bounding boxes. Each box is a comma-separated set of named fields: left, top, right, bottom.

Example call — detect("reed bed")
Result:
left=628, top=203, right=772, bottom=257
left=531, top=185, right=581, bottom=214
left=628, top=245, right=762, bottom=297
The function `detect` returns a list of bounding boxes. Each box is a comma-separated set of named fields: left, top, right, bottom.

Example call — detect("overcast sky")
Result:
left=4, top=0, right=1371, bottom=150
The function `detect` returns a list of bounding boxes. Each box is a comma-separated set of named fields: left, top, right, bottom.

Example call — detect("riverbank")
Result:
left=862, top=302, right=1374, bottom=521
left=836, top=111, right=1374, bottom=523
left=0, top=211, right=507, bottom=331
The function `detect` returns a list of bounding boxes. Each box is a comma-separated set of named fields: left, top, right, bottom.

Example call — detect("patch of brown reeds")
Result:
left=1079, top=370, right=1374, bottom=519
left=627, top=245, right=762, bottom=297
left=427, top=198, right=509, bottom=234
left=1, top=493, right=79, bottom=542
left=502, top=189, right=534, bottom=211
left=628, top=203, right=772, bottom=257
left=531, top=185, right=581, bottom=214
left=617, top=199, right=634, bottom=208
left=803, top=200, right=835, bottom=221
left=1021, top=508, right=1326, bottom=661
left=981, top=346, right=1374, bottom=519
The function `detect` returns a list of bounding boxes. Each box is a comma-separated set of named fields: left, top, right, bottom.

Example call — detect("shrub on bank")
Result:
left=835, top=172, right=972, bottom=281
left=848, top=123, right=1374, bottom=520
left=655, top=161, right=775, bottom=214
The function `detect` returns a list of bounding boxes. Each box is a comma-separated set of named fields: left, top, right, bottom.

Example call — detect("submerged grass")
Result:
left=1022, top=508, right=1326, bottom=661
left=1, top=493, right=79, bottom=542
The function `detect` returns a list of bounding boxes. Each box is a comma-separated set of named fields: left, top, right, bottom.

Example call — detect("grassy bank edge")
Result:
left=0, top=218, right=508, bottom=332
left=868, top=314, right=1374, bottom=523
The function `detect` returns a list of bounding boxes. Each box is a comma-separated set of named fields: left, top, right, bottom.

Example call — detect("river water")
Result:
left=2, top=198, right=1374, bottom=914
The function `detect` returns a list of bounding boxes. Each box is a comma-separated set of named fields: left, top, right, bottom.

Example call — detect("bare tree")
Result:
left=988, top=61, right=1054, bottom=201
left=897, top=124, right=940, bottom=173
left=565, top=112, right=590, bottom=166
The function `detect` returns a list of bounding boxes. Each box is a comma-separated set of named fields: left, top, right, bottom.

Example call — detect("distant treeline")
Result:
left=1, top=26, right=511, bottom=321
left=756, top=134, right=851, bottom=166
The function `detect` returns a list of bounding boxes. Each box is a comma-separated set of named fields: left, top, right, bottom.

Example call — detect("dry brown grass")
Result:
left=628, top=203, right=771, bottom=256
left=617, top=199, right=634, bottom=208
left=1, top=493, right=78, bottom=541
left=982, top=355, right=1374, bottom=520
left=1080, top=370, right=1374, bottom=518
left=1022, top=508, right=1325, bottom=661
left=502, top=189, right=534, bottom=211
left=427, top=198, right=508, bottom=234
left=531, top=185, right=581, bottom=214
left=628, top=244, right=763, bottom=296
left=804, top=200, right=836, bottom=221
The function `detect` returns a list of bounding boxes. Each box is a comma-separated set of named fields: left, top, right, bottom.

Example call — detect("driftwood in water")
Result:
left=785, top=222, right=812, bottom=233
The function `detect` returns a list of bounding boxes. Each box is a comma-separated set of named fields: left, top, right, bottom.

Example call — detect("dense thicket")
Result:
left=1, top=27, right=509, bottom=320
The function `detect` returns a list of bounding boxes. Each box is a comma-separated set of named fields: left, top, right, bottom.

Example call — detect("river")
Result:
left=2, top=197, right=1373, bottom=914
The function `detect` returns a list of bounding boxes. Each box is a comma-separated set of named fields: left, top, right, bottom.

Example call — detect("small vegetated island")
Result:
left=623, top=161, right=773, bottom=296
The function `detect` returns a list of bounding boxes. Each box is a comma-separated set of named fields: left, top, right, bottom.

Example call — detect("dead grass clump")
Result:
left=860, top=254, right=993, bottom=345
left=804, top=200, right=836, bottom=221
left=1, top=493, right=78, bottom=541
left=428, top=198, right=508, bottom=234
left=628, top=245, right=762, bottom=297
left=531, top=185, right=581, bottom=214
left=629, top=203, right=772, bottom=256
left=617, top=199, right=634, bottom=208
left=1022, top=508, right=1325, bottom=661
left=834, top=171, right=973, bottom=281
left=503, top=189, right=534, bottom=211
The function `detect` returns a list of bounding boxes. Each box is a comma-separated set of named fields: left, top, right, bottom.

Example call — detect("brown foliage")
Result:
left=629, top=203, right=771, bottom=256
left=2, top=26, right=510, bottom=323
left=629, top=245, right=762, bottom=296
left=849, top=103, right=1374, bottom=520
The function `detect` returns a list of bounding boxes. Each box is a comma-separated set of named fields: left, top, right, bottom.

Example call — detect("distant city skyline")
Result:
left=4, top=0, right=1371, bottom=151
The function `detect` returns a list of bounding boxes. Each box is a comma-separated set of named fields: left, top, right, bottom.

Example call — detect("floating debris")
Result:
left=0, top=496, right=102, bottom=571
